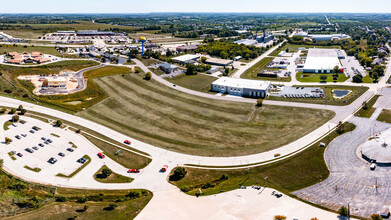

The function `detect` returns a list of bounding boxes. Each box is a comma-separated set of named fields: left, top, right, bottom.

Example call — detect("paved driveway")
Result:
left=293, top=116, right=391, bottom=218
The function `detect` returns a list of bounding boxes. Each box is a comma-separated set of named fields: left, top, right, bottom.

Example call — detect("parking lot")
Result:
left=0, top=115, right=138, bottom=188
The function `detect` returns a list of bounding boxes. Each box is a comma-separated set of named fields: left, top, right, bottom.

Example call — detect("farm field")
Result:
left=78, top=73, right=335, bottom=157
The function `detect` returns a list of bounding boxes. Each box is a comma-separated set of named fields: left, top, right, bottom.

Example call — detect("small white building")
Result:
left=172, top=54, right=200, bottom=64
left=211, top=77, right=271, bottom=98
left=303, top=57, right=341, bottom=73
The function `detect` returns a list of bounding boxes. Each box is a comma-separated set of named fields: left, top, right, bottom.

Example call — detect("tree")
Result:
left=83, top=205, right=89, bottom=211
left=144, top=72, right=152, bottom=80
left=319, top=75, right=327, bottom=82
left=352, top=74, right=363, bottom=83
left=332, top=65, right=339, bottom=74
left=166, top=49, right=173, bottom=57
left=0, top=159, right=3, bottom=169
left=336, top=121, right=344, bottom=134
left=362, top=101, right=368, bottom=110
left=274, top=215, right=287, bottom=220
left=256, top=99, right=263, bottom=107
left=372, top=72, right=379, bottom=82
left=5, top=137, right=11, bottom=144
left=107, top=204, right=117, bottom=210
left=20, top=109, right=27, bottom=115
left=338, top=206, right=348, bottom=217
left=100, top=168, right=112, bottom=179
left=10, top=108, right=16, bottom=114
left=169, top=167, right=187, bottom=181
left=0, top=108, right=6, bottom=114
left=12, top=115, right=19, bottom=122
left=201, top=56, right=207, bottom=63
left=55, top=120, right=62, bottom=127
left=186, top=64, right=197, bottom=75
left=17, top=105, right=23, bottom=111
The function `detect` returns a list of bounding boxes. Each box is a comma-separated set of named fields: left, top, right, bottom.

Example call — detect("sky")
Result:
left=0, top=0, right=391, bottom=13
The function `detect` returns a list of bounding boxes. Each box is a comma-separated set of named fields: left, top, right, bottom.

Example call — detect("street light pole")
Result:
left=264, top=176, right=268, bottom=188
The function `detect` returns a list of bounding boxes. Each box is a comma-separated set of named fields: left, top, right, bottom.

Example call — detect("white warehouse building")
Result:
left=303, top=57, right=341, bottom=73
left=211, top=77, right=271, bottom=98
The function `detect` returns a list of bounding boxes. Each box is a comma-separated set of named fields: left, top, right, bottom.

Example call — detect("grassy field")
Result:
left=8, top=188, right=152, bottom=220
left=268, top=85, right=368, bottom=106
left=166, top=73, right=217, bottom=92
left=354, top=95, right=380, bottom=118
left=94, top=165, right=132, bottom=183
left=170, top=122, right=356, bottom=196
left=78, top=73, right=334, bottom=157
left=296, top=73, right=349, bottom=83
left=377, top=109, right=391, bottom=123
left=0, top=170, right=55, bottom=218
left=240, top=57, right=291, bottom=82
left=0, top=45, right=77, bottom=58
left=84, top=135, right=151, bottom=169
left=1, top=64, right=133, bottom=112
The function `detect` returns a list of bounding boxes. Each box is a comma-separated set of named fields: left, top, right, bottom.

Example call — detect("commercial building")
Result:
left=211, top=77, right=271, bottom=98
left=159, top=62, right=179, bottom=74
left=176, top=44, right=200, bottom=52
left=172, top=54, right=200, bottom=64
left=76, top=30, right=119, bottom=36
left=52, top=31, right=76, bottom=36
left=303, top=57, right=341, bottom=73
left=234, top=39, right=257, bottom=46
left=204, top=57, right=233, bottom=67
left=42, top=77, right=67, bottom=88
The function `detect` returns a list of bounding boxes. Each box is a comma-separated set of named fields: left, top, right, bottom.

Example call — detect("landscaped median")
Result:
left=170, top=122, right=356, bottom=196
left=56, top=155, right=91, bottom=178
left=354, top=94, right=380, bottom=118
left=94, top=165, right=132, bottom=183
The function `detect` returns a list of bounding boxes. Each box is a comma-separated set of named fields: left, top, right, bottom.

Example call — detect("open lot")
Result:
left=78, top=73, right=334, bottom=156
left=0, top=45, right=78, bottom=58
left=296, top=73, right=349, bottom=82
left=166, top=73, right=218, bottom=92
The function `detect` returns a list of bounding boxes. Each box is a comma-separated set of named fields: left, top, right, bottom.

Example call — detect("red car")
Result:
left=127, top=169, right=140, bottom=173
left=17, top=153, right=23, bottom=157
left=124, top=140, right=131, bottom=145
left=160, top=165, right=168, bottom=172
left=97, top=152, right=105, bottom=159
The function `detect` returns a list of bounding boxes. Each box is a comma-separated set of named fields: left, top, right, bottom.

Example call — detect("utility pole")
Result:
left=348, top=202, right=350, bottom=219
left=264, top=176, right=268, bottom=188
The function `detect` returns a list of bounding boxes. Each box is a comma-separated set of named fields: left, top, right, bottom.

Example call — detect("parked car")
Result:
left=127, top=169, right=140, bottom=173
left=124, top=140, right=131, bottom=145
left=47, top=139, right=53, bottom=143
left=32, top=146, right=38, bottom=151
left=41, top=137, right=47, bottom=141
left=20, top=120, right=26, bottom=124
left=12, top=124, right=18, bottom=127
left=97, top=152, right=105, bottom=159
left=77, top=158, right=87, bottom=164
left=11, top=150, right=16, bottom=154
left=15, top=135, right=21, bottom=139
left=58, top=152, right=65, bottom=157
left=48, top=157, right=57, bottom=164
left=17, top=153, right=23, bottom=157
left=67, top=148, right=74, bottom=152
left=30, top=130, right=35, bottom=133
left=25, top=148, right=34, bottom=153
left=160, top=165, right=168, bottom=172
left=21, top=134, right=27, bottom=137
left=32, top=126, right=39, bottom=131
left=38, top=143, right=44, bottom=147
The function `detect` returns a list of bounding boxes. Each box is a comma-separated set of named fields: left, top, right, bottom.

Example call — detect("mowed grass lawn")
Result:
left=170, top=122, right=356, bottom=196
left=296, top=73, right=349, bottom=83
left=78, top=73, right=335, bottom=156
left=0, top=45, right=76, bottom=58
left=166, top=73, right=217, bottom=92
left=377, top=109, right=391, bottom=123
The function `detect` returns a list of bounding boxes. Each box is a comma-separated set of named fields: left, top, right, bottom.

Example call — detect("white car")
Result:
left=370, top=163, right=377, bottom=170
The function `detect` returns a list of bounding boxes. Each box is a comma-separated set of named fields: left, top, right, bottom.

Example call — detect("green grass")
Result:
left=166, top=73, right=217, bottom=92
left=10, top=190, right=152, bottom=220
left=77, top=73, right=335, bottom=157
left=56, top=155, right=91, bottom=178
left=377, top=109, right=391, bottom=123
left=23, top=166, right=41, bottom=173
left=241, top=57, right=274, bottom=79
left=354, top=95, right=380, bottom=118
left=83, top=135, right=151, bottom=169
left=94, top=165, right=132, bottom=184
left=170, top=122, right=356, bottom=196
left=362, top=75, right=374, bottom=83
left=50, top=133, right=60, bottom=138
left=268, top=85, right=368, bottom=106
left=3, top=120, right=12, bottom=130
left=137, top=57, right=162, bottom=66
left=8, top=151, right=17, bottom=160
left=296, top=73, right=349, bottom=83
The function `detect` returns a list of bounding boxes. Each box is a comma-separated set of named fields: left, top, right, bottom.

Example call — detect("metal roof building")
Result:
left=172, top=54, right=200, bottom=64
left=211, top=77, right=271, bottom=98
